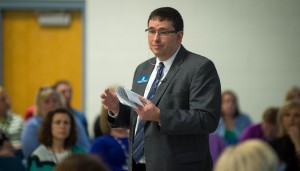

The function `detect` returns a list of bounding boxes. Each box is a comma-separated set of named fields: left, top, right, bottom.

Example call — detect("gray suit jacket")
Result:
left=109, top=46, right=221, bottom=171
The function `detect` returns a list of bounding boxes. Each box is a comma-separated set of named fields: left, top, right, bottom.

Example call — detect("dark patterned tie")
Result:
left=132, top=62, right=164, bottom=163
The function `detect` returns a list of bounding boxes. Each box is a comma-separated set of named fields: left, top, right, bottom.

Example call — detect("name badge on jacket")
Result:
left=137, top=76, right=149, bottom=84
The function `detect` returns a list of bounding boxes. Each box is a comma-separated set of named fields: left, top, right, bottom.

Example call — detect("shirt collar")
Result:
left=155, top=46, right=181, bottom=72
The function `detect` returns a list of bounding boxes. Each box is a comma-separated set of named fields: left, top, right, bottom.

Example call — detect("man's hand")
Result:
left=134, top=96, right=160, bottom=122
left=100, top=88, right=119, bottom=114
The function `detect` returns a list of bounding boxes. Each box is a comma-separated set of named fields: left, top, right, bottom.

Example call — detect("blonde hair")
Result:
left=35, top=86, right=65, bottom=116
left=214, top=139, right=279, bottom=171
left=277, top=100, right=300, bottom=137
left=99, top=105, right=110, bottom=135
left=99, top=85, right=117, bottom=135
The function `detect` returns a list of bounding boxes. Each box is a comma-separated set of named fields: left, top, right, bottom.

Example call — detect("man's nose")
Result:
left=153, top=33, right=161, bottom=42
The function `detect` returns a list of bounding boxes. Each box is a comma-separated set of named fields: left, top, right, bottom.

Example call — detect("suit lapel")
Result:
left=152, top=46, right=187, bottom=105
left=132, top=58, right=156, bottom=128
left=135, top=58, right=156, bottom=96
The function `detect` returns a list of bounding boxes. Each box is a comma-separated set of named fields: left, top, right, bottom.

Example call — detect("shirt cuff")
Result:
left=108, top=110, right=119, bottom=118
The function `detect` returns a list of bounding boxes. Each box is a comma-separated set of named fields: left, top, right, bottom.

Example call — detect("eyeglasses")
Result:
left=145, top=28, right=178, bottom=37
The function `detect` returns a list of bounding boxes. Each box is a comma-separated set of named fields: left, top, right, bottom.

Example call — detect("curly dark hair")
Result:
left=38, top=108, right=77, bottom=149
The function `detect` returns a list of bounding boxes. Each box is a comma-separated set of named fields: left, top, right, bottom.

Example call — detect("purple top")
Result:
left=209, top=133, right=226, bottom=164
left=239, top=123, right=264, bottom=142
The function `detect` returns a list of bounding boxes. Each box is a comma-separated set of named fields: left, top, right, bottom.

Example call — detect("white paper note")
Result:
left=115, top=86, right=144, bottom=108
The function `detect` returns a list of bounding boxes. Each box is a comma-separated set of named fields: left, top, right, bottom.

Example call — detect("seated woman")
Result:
left=269, top=100, right=300, bottom=171
left=214, top=90, right=252, bottom=145
left=21, top=86, right=90, bottom=158
left=27, top=108, right=85, bottom=171
left=90, top=103, right=129, bottom=171
left=0, top=86, right=23, bottom=150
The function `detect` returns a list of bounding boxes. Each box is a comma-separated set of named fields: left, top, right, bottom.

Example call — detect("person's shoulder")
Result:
left=247, top=123, right=261, bottom=130
left=242, top=123, right=261, bottom=135
left=237, top=113, right=252, bottom=120
left=181, top=49, right=216, bottom=71
left=31, top=145, right=48, bottom=156
left=179, top=46, right=211, bottom=63
left=8, top=112, right=23, bottom=120
left=25, top=116, right=41, bottom=127
left=7, top=112, right=23, bottom=127
left=92, top=135, right=114, bottom=147
left=137, top=57, right=156, bottom=68
left=28, top=145, right=55, bottom=170
left=71, top=108, right=84, bottom=115
left=29, top=145, right=53, bottom=162
left=187, top=51, right=209, bottom=60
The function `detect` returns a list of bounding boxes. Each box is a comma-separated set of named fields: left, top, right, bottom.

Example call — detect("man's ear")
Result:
left=177, top=31, right=184, bottom=43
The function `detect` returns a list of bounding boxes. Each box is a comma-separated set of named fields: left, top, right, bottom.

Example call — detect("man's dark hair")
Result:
left=55, top=154, right=109, bottom=171
left=148, top=7, right=184, bottom=32
left=262, top=107, right=279, bottom=124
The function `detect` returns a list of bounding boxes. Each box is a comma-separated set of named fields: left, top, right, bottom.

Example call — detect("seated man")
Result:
left=240, top=107, right=278, bottom=142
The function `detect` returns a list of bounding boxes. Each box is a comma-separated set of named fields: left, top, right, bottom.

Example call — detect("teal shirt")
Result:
left=28, top=145, right=85, bottom=171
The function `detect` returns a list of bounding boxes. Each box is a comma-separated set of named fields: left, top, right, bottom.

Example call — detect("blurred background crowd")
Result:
left=0, top=82, right=299, bottom=171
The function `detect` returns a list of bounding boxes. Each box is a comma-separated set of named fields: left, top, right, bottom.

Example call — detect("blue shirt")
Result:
left=71, top=108, right=89, bottom=135
left=90, top=135, right=129, bottom=171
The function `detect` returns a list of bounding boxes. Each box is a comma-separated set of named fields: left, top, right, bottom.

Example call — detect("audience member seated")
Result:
left=27, top=108, right=85, bottom=171
left=90, top=103, right=129, bottom=171
left=214, top=90, right=252, bottom=145
left=214, top=139, right=279, bottom=171
left=0, top=131, right=25, bottom=171
left=209, top=133, right=226, bottom=165
left=54, top=154, right=109, bottom=171
left=240, top=107, right=279, bottom=142
left=285, top=86, right=300, bottom=102
left=269, top=100, right=300, bottom=171
left=21, top=86, right=90, bottom=158
left=0, top=86, right=23, bottom=150
left=53, top=80, right=89, bottom=136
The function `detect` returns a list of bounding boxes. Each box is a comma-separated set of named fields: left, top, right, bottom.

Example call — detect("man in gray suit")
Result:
left=100, top=7, right=221, bottom=171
